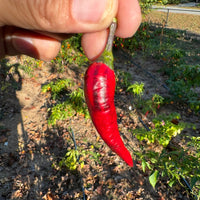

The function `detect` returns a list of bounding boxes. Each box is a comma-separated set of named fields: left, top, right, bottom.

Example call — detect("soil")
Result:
left=0, top=48, right=199, bottom=200
left=145, top=10, right=200, bottom=35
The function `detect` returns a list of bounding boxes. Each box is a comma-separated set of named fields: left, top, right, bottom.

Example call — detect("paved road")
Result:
left=152, top=4, right=200, bottom=15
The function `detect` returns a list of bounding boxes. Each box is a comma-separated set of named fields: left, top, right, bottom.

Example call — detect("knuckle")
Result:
left=28, top=0, right=70, bottom=31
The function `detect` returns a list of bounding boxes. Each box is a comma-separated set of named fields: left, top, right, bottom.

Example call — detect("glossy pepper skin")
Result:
left=84, top=62, right=133, bottom=167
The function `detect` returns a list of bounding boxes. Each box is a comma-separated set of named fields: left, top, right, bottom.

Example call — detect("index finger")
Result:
left=115, top=0, right=142, bottom=38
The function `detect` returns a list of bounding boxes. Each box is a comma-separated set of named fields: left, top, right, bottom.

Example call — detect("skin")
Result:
left=0, top=0, right=141, bottom=61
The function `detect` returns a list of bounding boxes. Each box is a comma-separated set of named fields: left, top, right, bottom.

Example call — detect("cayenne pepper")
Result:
left=84, top=19, right=133, bottom=167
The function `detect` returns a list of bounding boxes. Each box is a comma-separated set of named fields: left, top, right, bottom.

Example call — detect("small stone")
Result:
left=4, top=142, right=8, bottom=146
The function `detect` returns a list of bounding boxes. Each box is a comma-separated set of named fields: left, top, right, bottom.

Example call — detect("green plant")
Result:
left=0, top=81, right=11, bottom=92
left=69, top=88, right=90, bottom=118
left=139, top=0, right=158, bottom=14
left=142, top=94, right=164, bottom=116
left=70, top=88, right=84, bottom=108
left=57, top=148, right=101, bottom=171
left=166, top=78, right=200, bottom=112
left=189, top=98, right=200, bottom=113
left=116, top=70, right=132, bottom=90
left=188, top=136, right=200, bottom=159
left=114, top=22, right=152, bottom=51
left=84, top=147, right=102, bottom=165
left=116, top=22, right=200, bottom=113
left=127, top=82, right=145, bottom=109
left=47, top=89, right=89, bottom=125
left=127, top=82, right=144, bottom=98
left=146, top=148, right=199, bottom=189
left=134, top=135, right=200, bottom=197
left=163, top=63, right=200, bottom=112
left=48, top=101, right=76, bottom=125
left=132, top=112, right=200, bottom=197
left=59, top=149, right=84, bottom=171
left=165, top=64, right=200, bottom=87
left=51, top=35, right=88, bottom=70
left=159, top=0, right=181, bottom=5
left=42, top=79, right=89, bottom=125
left=133, top=113, right=189, bottom=147
left=42, top=78, right=74, bottom=100
left=19, top=57, right=39, bottom=77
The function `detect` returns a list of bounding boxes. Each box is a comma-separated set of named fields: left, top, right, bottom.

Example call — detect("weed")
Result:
left=126, top=81, right=164, bottom=116
left=133, top=112, right=188, bottom=147
left=142, top=94, right=164, bottom=116
left=47, top=102, right=76, bottom=125
left=58, top=149, right=84, bottom=171
left=47, top=91, right=89, bottom=126
left=68, top=88, right=90, bottom=119
left=51, top=35, right=88, bottom=71
left=18, top=57, right=39, bottom=77
left=117, top=22, right=200, bottom=112
left=132, top=112, right=199, bottom=196
left=42, top=78, right=74, bottom=100
left=42, top=79, right=89, bottom=125
left=127, top=82, right=145, bottom=98
left=115, top=70, right=132, bottom=90
left=54, top=147, right=101, bottom=171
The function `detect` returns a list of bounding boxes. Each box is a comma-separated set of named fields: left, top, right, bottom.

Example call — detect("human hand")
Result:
left=0, top=0, right=141, bottom=61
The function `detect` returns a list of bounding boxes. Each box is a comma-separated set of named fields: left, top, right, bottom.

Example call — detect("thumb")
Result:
left=0, top=0, right=117, bottom=61
left=0, top=0, right=117, bottom=33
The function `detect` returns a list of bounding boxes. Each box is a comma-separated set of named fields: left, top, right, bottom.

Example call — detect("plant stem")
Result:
left=106, top=18, right=117, bottom=52
left=97, top=18, right=117, bottom=70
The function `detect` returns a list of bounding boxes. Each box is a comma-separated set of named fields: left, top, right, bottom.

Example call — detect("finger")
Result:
left=115, top=0, right=142, bottom=38
left=0, top=0, right=118, bottom=33
left=81, top=29, right=108, bottom=60
left=82, top=0, right=142, bottom=60
left=0, top=26, right=61, bottom=61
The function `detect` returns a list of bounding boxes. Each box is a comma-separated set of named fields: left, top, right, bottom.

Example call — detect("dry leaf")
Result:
left=0, top=135, right=7, bottom=143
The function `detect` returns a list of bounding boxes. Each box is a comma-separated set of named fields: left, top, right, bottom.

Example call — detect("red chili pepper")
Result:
left=84, top=19, right=133, bottom=167
left=84, top=62, right=133, bottom=166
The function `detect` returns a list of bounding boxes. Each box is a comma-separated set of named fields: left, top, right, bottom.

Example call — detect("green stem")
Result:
left=97, top=18, right=117, bottom=70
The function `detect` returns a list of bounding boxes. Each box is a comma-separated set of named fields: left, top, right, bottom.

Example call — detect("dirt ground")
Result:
left=0, top=48, right=199, bottom=199
left=145, top=10, right=200, bottom=35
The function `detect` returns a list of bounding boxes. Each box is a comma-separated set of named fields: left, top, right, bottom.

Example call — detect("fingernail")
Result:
left=12, top=36, right=38, bottom=58
left=72, top=0, right=107, bottom=23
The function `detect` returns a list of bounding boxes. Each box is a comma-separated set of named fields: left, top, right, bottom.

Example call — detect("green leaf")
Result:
left=146, top=162, right=152, bottom=170
left=142, top=160, right=146, bottom=172
left=190, top=176, right=198, bottom=189
left=151, top=158, right=158, bottom=164
left=149, top=170, right=159, bottom=189
left=80, top=162, right=84, bottom=169
left=168, top=179, right=176, bottom=187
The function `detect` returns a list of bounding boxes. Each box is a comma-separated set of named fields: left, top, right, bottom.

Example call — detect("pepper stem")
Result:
left=106, top=18, right=117, bottom=52
left=97, top=18, right=117, bottom=70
